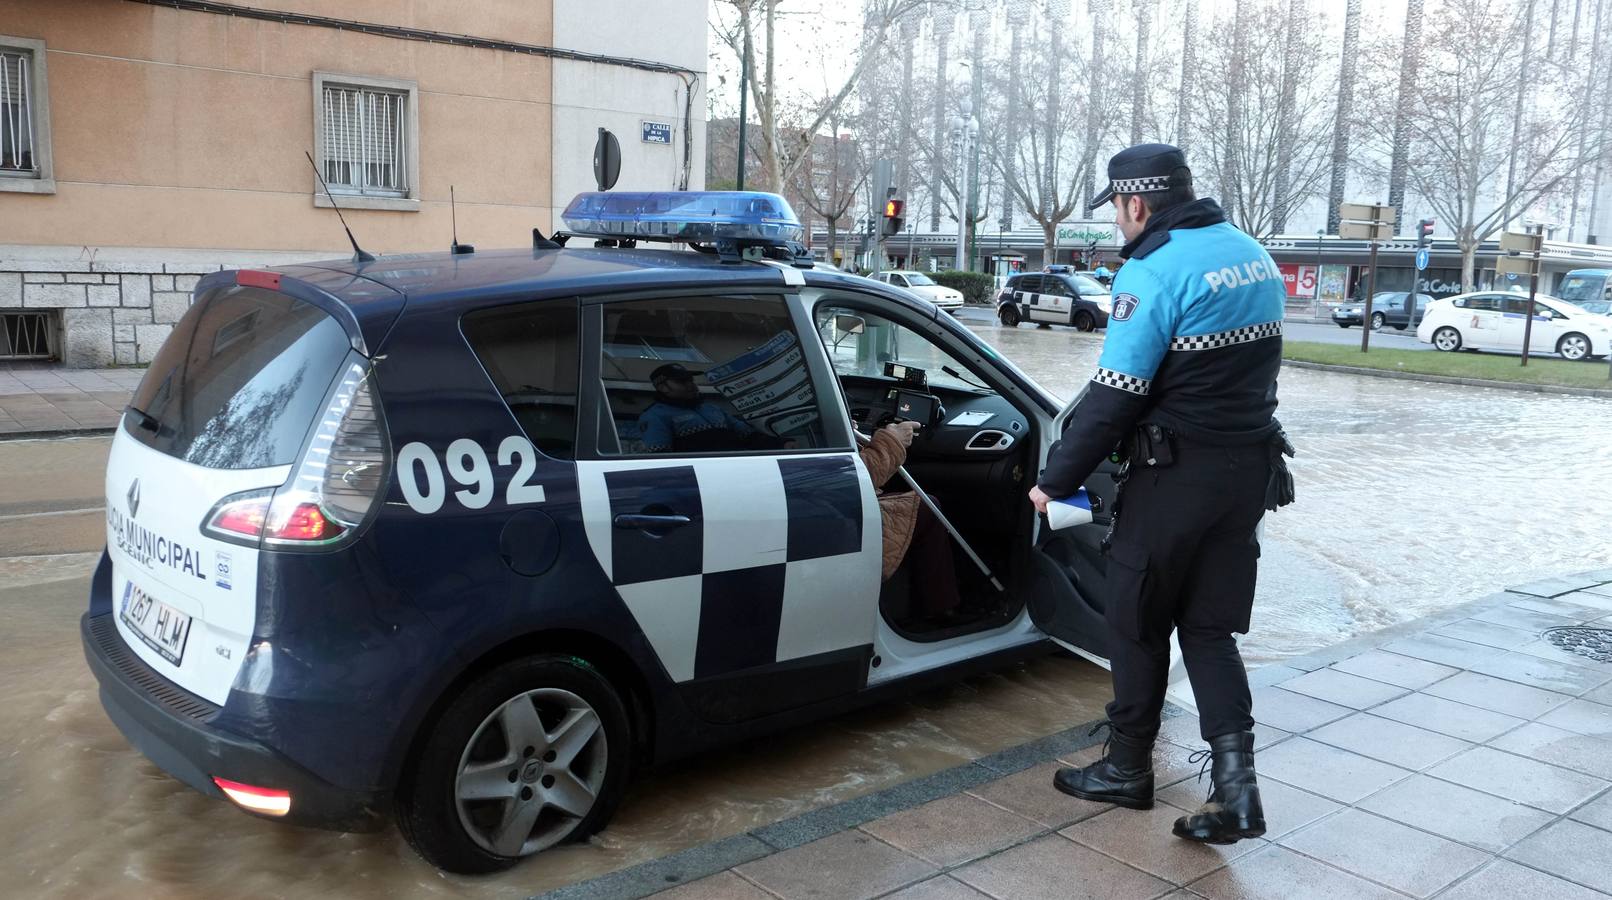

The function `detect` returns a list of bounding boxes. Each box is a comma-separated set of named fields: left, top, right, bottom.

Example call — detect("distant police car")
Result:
left=82, top=191, right=1174, bottom=874
left=996, top=268, right=1113, bottom=331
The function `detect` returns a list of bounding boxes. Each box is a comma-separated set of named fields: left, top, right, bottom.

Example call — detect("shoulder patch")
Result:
left=1111, top=293, right=1140, bottom=321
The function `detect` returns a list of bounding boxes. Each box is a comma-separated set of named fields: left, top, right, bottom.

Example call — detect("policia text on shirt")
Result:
left=1027, top=143, right=1295, bottom=846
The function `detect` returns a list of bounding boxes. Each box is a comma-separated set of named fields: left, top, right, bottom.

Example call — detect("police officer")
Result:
left=1028, top=144, right=1293, bottom=844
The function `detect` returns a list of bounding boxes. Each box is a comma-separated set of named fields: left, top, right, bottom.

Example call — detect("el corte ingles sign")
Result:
left=1055, top=223, right=1120, bottom=244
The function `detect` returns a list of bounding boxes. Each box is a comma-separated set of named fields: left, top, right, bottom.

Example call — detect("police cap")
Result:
left=1091, top=143, right=1193, bottom=209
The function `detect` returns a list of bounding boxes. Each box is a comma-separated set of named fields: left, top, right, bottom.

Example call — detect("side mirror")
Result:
left=835, top=314, right=866, bottom=335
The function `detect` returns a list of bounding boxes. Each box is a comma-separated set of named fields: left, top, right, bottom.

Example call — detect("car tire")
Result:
left=1432, top=326, right=1462, bottom=352
left=1370, top=311, right=1386, bottom=330
left=1557, top=332, right=1592, bottom=361
left=396, top=655, right=632, bottom=874
left=1392, top=324, right=1407, bottom=331
left=1337, top=322, right=1352, bottom=329
left=998, top=304, right=1021, bottom=327
left=1073, top=310, right=1096, bottom=332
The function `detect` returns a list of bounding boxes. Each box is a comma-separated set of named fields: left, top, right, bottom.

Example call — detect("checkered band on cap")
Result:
left=1169, top=320, right=1283, bottom=352
left=1110, top=175, right=1173, bottom=194
left=1093, top=367, right=1151, bottom=395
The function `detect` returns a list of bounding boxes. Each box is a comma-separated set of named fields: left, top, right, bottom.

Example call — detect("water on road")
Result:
left=2, top=319, right=1610, bottom=897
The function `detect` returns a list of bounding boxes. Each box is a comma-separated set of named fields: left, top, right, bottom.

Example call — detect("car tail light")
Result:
left=263, top=361, right=388, bottom=547
left=212, top=777, right=291, bottom=816
left=203, top=491, right=272, bottom=543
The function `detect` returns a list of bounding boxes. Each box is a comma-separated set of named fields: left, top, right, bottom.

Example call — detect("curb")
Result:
left=0, top=426, right=118, bottom=442
left=1281, top=358, right=1612, bottom=399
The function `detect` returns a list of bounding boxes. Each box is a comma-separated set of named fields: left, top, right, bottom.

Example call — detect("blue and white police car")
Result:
left=82, top=191, right=1181, bottom=874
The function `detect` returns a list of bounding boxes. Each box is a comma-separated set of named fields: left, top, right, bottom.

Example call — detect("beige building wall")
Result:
left=0, top=0, right=556, bottom=255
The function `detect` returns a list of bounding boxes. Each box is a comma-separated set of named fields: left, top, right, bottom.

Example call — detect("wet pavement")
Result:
left=607, top=570, right=1612, bottom=900
left=1, top=317, right=1610, bottom=897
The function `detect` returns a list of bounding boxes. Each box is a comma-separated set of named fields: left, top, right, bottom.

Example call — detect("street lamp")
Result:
left=949, top=96, right=979, bottom=272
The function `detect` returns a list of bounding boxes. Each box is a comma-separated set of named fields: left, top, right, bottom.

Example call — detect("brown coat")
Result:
left=859, top=428, right=920, bottom=581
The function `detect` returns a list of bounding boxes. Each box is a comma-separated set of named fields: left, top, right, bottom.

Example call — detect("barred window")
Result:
left=320, top=83, right=408, bottom=196
left=1, top=48, right=37, bottom=176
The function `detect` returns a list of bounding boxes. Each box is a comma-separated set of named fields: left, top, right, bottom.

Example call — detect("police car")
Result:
left=81, top=191, right=1187, bottom=874
left=996, top=267, right=1113, bottom=331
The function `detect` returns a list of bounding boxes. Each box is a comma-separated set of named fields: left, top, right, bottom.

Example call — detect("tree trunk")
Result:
left=930, top=18, right=950, bottom=231
left=1387, top=0, right=1425, bottom=229
left=761, top=0, right=782, bottom=192
left=1459, top=231, right=1478, bottom=292
left=1224, top=0, right=1248, bottom=227
left=1003, top=20, right=1023, bottom=231
left=1080, top=0, right=1109, bottom=216
left=1567, top=0, right=1605, bottom=240
left=1271, top=0, right=1303, bottom=234
left=896, top=18, right=916, bottom=200
left=1132, top=0, right=1151, bottom=145
left=1043, top=220, right=1057, bottom=269
left=1326, top=0, right=1363, bottom=234
left=1176, top=0, right=1197, bottom=152
left=1502, top=0, right=1537, bottom=230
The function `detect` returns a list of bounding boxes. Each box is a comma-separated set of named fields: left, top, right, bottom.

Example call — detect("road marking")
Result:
left=0, top=507, right=103, bottom=521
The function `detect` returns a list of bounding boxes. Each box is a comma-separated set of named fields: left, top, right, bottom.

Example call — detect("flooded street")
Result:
left=3, top=324, right=1611, bottom=897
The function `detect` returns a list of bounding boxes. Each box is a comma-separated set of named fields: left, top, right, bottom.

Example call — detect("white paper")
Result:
left=946, top=410, right=995, bottom=426
left=1046, top=495, right=1094, bottom=531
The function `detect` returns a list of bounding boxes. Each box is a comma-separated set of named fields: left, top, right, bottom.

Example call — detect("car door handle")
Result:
left=614, top=513, right=691, bottom=531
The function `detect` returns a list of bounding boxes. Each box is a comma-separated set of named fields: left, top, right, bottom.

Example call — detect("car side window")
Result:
left=595, top=296, right=829, bottom=456
left=1042, top=278, right=1069, bottom=297
left=1017, top=275, right=1042, bottom=293
left=893, top=275, right=909, bottom=287
left=462, top=300, right=580, bottom=460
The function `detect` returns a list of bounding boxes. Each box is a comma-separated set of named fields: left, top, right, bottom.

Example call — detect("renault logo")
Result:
left=127, top=479, right=141, bottom=518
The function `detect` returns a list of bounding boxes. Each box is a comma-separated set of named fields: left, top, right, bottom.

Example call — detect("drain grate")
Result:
left=1543, top=627, right=1612, bottom=664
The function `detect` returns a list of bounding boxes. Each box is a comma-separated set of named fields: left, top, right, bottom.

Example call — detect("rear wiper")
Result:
left=125, top=404, right=160, bottom=432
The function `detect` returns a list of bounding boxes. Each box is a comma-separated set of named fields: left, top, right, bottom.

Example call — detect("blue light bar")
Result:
left=561, top=191, right=804, bottom=244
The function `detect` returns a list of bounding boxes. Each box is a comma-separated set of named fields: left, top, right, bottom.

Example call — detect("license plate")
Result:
left=119, top=581, right=192, bottom=666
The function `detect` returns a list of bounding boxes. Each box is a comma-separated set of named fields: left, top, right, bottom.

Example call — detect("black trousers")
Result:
left=1102, top=439, right=1269, bottom=743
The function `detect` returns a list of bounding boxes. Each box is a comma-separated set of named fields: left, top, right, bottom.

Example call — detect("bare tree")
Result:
left=712, top=0, right=935, bottom=194
left=1192, top=0, right=1335, bottom=238
left=1174, top=0, right=1198, bottom=153
left=1358, top=0, right=1606, bottom=289
left=1385, top=0, right=1426, bottom=228
left=790, top=116, right=868, bottom=266
left=1325, top=0, right=1363, bottom=234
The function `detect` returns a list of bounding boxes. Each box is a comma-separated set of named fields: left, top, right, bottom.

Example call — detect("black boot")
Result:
left=1053, top=723, right=1155, bottom=810
left=1172, top=732, right=1265, bottom=844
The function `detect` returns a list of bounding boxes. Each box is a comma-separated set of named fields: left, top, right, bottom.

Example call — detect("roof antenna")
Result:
left=450, top=185, right=473, bottom=254
left=304, top=150, right=376, bottom=263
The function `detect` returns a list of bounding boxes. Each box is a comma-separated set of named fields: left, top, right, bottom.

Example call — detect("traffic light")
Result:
left=881, top=197, right=905, bottom=237
left=1417, top=218, right=1435, bottom=246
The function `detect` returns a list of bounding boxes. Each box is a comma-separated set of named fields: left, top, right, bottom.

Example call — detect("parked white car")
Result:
left=1416, top=291, right=1612, bottom=360
left=873, top=270, right=966, bottom=312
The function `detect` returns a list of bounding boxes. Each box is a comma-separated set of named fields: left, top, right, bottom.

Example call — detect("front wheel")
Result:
left=1558, top=332, right=1592, bottom=361
left=1073, top=310, right=1096, bottom=332
left=997, top=304, right=1021, bottom=327
left=1337, top=322, right=1352, bottom=329
left=1432, top=326, right=1462, bottom=352
left=396, top=655, right=631, bottom=874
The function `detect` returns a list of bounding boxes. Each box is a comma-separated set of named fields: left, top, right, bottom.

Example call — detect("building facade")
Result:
left=0, top=0, right=705, bottom=366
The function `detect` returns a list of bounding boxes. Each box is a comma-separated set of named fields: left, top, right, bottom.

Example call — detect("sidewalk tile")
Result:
left=734, top=831, right=935, bottom=900
left=1570, top=788, right=1612, bottom=832
left=1249, top=687, right=1353, bottom=734
left=1430, top=618, right=1546, bottom=650
left=1306, top=713, right=1470, bottom=770
left=1277, top=808, right=1487, bottom=898
left=1473, top=604, right=1581, bottom=632
left=1491, top=722, right=1612, bottom=780
left=650, top=871, right=775, bottom=899
left=1428, top=746, right=1610, bottom=814
left=1061, top=802, right=1263, bottom=884
left=1358, top=773, right=1554, bottom=852
left=1504, top=819, right=1612, bottom=893
left=1537, top=698, right=1612, bottom=739
left=951, top=834, right=1172, bottom=900
left=1436, top=859, right=1610, bottom=900
left=1511, top=575, right=1605, bottom=598
left=1372, top=692, right=1525, bottom=743
left=1465, top=651, right=1612, bottom=696
left=1381, top=634, right=1508, bottom=670
left=965, top=761, right=1111, bottom=829
left=860, top=794, right=1041, bottom=868
left=1158, top=715, right=1289, bottom=753
left=1329, top=649, right=1458, bottom=690
left=1423, top=670, right=1575, bottom=719
left=1279, top=669, right=1409, bottom=710
left=880, top=876, right=993, bottom=900
left=1159, top=777, right=1340, bottom=843
left=1514, top=639, right=1612, bottom=673
left=1186, top=846, right=1405, bottom=900
left=1558, top=591, right=1612, bottom=613
left=1256, top=738, right=1410, bottom=804
left=1509, top=595, right=1612, bottom=623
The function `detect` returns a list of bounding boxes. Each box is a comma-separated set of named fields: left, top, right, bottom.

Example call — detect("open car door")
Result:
left=1025, top=391, right=1197, bottom=714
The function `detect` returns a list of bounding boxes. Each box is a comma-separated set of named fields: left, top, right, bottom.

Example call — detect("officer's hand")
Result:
left=885, top=421, right=920, bottom=447
left=1028, top=485, right=1052, bottom=515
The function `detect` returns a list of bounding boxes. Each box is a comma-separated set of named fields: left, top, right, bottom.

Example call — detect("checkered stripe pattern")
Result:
left=1169, top=320, right=1283, bottom=352
left=1110, top=175, right=1172, bottom=194
left=577, top=454, right=879, bottom=684
left=1093, top=367, right=1152, bottom=395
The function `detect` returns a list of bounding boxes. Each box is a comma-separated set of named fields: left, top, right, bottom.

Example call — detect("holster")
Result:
left=1265, top=423, right=1297, bottom=510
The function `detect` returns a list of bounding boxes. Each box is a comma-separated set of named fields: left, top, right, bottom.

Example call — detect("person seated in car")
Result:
left=860, top=419, right=964, bottom=626
left=639, top=363, right=781, bottom=453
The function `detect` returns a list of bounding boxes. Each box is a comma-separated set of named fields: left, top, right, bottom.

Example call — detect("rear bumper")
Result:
left=81, top=611, right=389, bottom=832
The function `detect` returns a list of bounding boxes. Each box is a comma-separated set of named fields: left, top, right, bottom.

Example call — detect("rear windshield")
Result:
left=124, top=285, right=350, bottom=469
